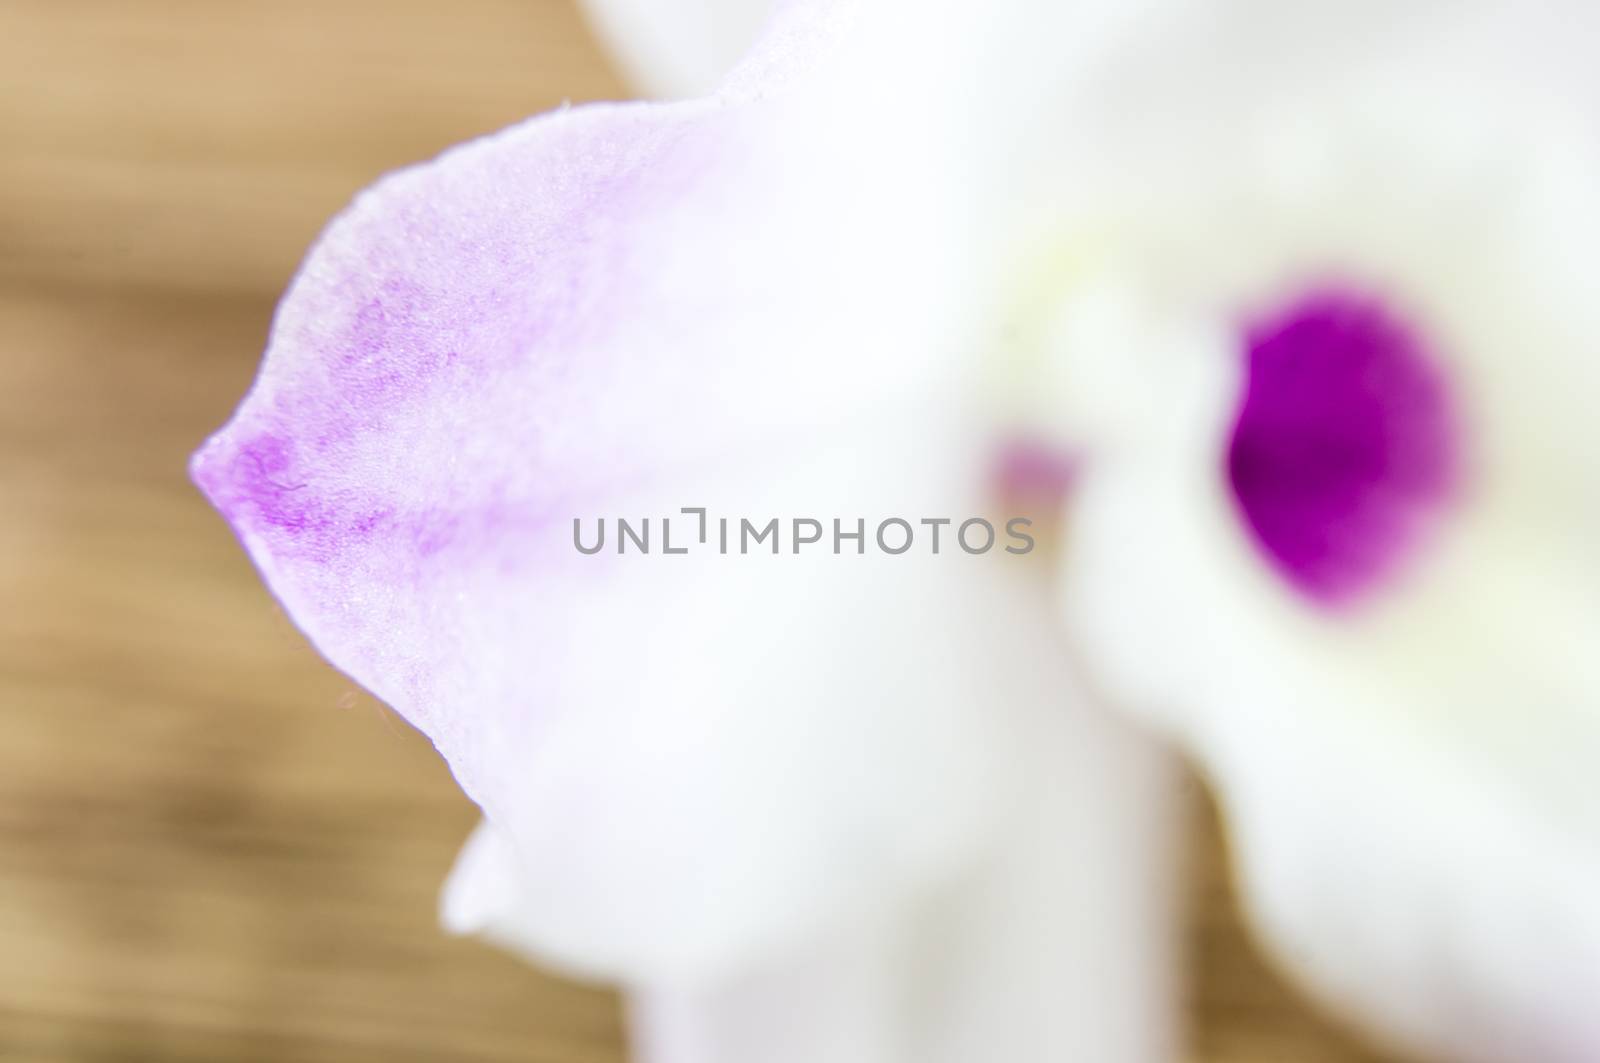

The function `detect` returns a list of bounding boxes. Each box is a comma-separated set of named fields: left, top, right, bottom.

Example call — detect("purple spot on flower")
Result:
left=193, top=431, right=393, bottom=564
left=992, top=437, right=1079, bottom=509
left=1226, top=287, right=1460, bottom=606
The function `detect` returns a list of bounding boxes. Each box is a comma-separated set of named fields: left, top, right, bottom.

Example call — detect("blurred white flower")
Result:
left=592, top=1, right=1600, bottom=1058
left=1028, top=5, right=1600, bottom=1061
left=194, top=0, right=1600, bottom=1059
left=578, top=0, right=769, bottom=98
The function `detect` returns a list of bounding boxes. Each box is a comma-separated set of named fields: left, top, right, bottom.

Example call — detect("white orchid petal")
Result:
left=427, top=424, right=1051, bottom=981
left=1064, top=320, right=1600, bottom=1059
left=465, top=627, right=1183, bottom=1061
left=579, top=0, right=772, bottom=98
left=1218, top=704, right=1600, bottom=1062
left=1054, top=6, right=1600, bottom=1058
left=191, top=0, right=1022, bottom=981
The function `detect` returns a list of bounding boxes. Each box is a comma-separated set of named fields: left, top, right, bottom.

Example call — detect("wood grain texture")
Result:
left=0, top=2, right=1403, bottom=1059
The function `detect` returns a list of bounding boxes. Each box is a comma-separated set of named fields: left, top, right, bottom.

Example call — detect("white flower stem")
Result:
left=627, top=708, right=1183, bottom=1063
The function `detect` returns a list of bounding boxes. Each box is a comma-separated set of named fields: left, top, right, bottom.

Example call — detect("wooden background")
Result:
left=0, top=2, right=1401, bottom=1059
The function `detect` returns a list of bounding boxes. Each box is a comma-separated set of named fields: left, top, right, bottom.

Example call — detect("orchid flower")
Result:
left=588, top=12, right=1600, bottom=1060
left=191, top=3, right=1179, bottom=1062
left=1018, top=6, right=1600, bottom=1063
left=192, top=0, right=1600, bottom=1060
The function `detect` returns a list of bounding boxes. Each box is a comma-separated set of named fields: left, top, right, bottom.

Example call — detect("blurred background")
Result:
left=0, top=2, right=1405, bottom=1059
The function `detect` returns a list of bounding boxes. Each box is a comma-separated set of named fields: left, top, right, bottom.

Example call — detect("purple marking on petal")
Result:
left=1226, top=287, right=1460, bottom=606
left=991, top=437, right=1079, bottom=508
